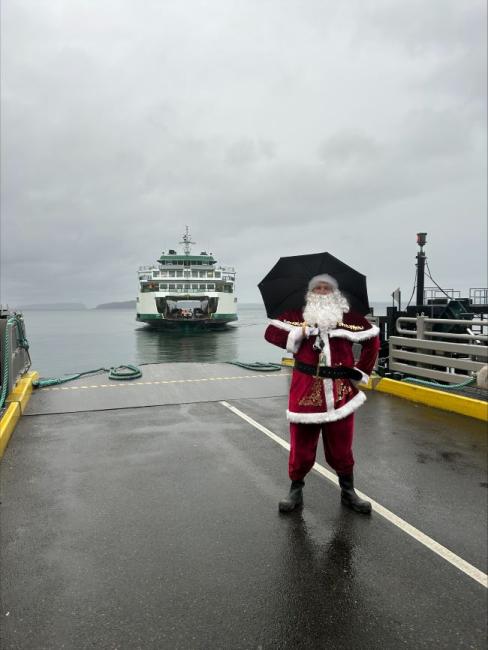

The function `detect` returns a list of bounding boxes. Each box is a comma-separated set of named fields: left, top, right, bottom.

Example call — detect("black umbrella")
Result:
left=258, top=252, right=371, bottom=318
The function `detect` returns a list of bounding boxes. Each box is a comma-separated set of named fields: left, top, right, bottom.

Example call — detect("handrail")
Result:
left=389, top=315, right=487, bottom=384
left=397, top=317, right=487, bottom=327
left=396, top=316, right=487, bottom=341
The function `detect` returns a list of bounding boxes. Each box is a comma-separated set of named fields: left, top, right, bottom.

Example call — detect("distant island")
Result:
left=16, top=302, right=87, bottom=311
left=95, top=300, right=136, bottom=309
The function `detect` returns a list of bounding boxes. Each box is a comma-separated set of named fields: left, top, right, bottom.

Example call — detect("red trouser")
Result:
left=288, top=414, right=355, bottom=480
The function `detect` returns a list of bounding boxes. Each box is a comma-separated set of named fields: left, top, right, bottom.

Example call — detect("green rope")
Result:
left=402, top=376, right=476, bottom=390
left=1, top=315, right=31, bottom=410
left=108, top=365, right=142, bottom=380
left=227, top=361, right=283, bottom=371
left=33, top=364, right=142, bottom=389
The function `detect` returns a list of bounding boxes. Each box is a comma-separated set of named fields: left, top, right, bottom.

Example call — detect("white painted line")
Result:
left=220, top=400, right=488, bottom=589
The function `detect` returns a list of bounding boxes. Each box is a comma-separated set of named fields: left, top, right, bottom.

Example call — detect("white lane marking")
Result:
left=220, top=400, right=488, bottom=589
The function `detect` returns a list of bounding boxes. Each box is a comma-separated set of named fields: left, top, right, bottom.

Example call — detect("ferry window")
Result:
left=169, top=270, right=175, bottom=277
left=169, top=284, right=175, bottom=290
left=192, top=284, right=198, bottom=290
left=207, top=272, right=214, bottom=278
left=184, top=284, right=190, bottom=289
left=207, top=283, right=215, bottom=290
left=153, top=271, right=159, bottom=277
left=176, top=270, right=183, bottom=277
left=159, top=283, right=168, bottom=290
left=199, top=284, right=206, bottom=289
left=184, top=261, right=190, bottom=266
left=191, top=271, right=198, bottom=277
left=199, top=271, right=206, bottom=278
left=214, top=272, right=221, bottom=278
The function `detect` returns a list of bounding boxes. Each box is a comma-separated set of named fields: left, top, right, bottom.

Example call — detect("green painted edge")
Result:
left=136, top=313, right=162, bottom=320
left=157, top=255, right=216, bottom=263
left=136, top=313, right=238, bottom=321
left=211, top=314, right=238, bottom=321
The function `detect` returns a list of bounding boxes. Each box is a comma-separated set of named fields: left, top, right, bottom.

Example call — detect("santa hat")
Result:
left=307, top=274, right=339, bottom=292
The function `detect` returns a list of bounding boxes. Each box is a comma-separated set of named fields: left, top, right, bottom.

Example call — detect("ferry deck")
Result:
left=1, top=362, right=487, bottom=649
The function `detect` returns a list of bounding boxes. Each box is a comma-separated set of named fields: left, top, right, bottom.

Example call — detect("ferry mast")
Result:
left=179, top=226, right=195, bottom=255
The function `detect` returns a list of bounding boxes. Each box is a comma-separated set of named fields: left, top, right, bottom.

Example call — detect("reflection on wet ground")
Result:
left=3, top=392, right=487, bottom=649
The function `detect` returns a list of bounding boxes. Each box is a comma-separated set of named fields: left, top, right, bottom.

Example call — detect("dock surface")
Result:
left=1, top=363, right=487, bottom=649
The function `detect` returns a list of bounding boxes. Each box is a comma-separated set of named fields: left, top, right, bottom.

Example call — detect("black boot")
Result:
left=278, top=480, right=304, bottom=513
left=338, top=473, right=372, bottom=514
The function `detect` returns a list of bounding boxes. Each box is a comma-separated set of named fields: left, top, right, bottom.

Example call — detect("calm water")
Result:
left=22, top=303, right=389, bottom=378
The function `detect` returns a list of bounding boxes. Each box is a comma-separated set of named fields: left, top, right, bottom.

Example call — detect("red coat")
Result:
left=265, top=310, right=380, bottom=424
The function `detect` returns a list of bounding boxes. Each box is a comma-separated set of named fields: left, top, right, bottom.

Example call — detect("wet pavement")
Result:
left=1, top=364, right=487, bottom=649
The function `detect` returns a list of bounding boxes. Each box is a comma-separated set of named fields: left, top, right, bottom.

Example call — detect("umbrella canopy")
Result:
left=258, top=252, right=371, bottom=318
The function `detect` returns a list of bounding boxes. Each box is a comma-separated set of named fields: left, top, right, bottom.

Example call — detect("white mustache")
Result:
left=303, top=290, right=348, bottom=332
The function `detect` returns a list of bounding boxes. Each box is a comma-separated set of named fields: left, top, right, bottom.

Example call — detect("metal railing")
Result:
left=423, top=287, right=461, bottom=301
left=389, top=316, right=487, bottom=384
left=395, top=316, right=487, bottom=341
left=140, top=287, right=224, bottom=294
left=470, top=288, right=488, bottom=305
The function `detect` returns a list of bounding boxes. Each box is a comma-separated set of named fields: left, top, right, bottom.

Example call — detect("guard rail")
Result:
left=390, top=316, right=487, bottom=384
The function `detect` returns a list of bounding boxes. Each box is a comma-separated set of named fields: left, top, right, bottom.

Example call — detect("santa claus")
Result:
left=264, top=273, right=380, bottom=514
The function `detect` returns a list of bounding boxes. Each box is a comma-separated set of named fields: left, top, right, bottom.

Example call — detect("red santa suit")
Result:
left=265, top=309, right=380, bottom=479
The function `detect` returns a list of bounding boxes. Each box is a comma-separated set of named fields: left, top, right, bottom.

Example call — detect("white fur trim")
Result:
left=286, top=391, right=367, bottom=423
left=329, top=324, right=380, bottom=342
left=321, top=335, right=335, bottom=411
left=308, top=274, right=339, bottom=291
left=353, top=368, right=369, bottom=386
left=286, top=328, right=304, bottom=354
left=269, top=319, right=295, bottom=332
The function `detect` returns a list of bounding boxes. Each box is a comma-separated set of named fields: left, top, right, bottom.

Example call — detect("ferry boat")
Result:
left=136, top=228, right=238, bottom=330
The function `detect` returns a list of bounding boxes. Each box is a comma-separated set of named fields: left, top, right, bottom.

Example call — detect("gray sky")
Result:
left=1, top=0, right=486, bottom=307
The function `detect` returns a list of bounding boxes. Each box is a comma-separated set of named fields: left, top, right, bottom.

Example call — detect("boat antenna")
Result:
left=179, top=226, right=195, bottom=255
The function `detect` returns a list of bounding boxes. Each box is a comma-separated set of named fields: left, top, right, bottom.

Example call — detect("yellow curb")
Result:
left=6, top=371, right=39, bottom=413
left=0, top=402, right=21, bottom=458
left=1, top=371, right=39, bottom=459
left=375, top=378, right=488, bottom=422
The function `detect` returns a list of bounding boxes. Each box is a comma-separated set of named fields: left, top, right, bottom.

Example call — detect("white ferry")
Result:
left=136, top=228, right=238, bottom=330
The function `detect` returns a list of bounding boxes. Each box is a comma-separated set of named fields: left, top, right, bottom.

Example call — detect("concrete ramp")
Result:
left=1, top=363, right=487, bottom=649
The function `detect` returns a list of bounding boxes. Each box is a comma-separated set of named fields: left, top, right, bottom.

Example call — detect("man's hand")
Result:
left=302, top=324, right=319, bottom=338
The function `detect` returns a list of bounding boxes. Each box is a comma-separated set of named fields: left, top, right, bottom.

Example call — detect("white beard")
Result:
left=303, top=290, right=349, bottom=333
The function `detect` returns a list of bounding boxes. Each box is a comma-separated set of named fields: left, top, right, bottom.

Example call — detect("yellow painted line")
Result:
left=1, top=371, right=39, bottom=459
left=375, top=378, right=488, bottom=421
left=38, top=373, right=288, bottom=392
left=5, top=371, right=39, bottom=413
left=0, top=402, right=21, bottom=458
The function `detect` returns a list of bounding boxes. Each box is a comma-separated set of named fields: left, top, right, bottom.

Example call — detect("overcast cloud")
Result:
left=1, top=0, right=486, bottom=306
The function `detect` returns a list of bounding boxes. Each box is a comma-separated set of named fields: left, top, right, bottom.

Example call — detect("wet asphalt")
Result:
left=1, top=365, right=487, bottom=649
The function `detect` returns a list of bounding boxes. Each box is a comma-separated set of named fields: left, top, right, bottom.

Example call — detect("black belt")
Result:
left=294, top=360, right=362, bottom=380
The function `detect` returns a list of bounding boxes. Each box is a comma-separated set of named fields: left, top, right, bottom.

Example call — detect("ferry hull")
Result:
left=136, top=315, right=237, bottom=331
